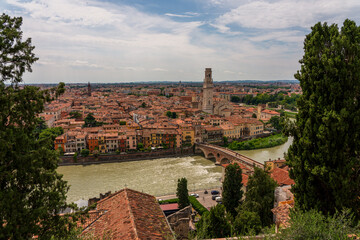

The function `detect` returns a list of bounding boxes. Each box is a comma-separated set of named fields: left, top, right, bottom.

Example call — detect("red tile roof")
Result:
left=271, top=168, right=295, bottom=186
left=81, top=188, right=174, bottom=240
left=160, top=203, right=179, bottom=211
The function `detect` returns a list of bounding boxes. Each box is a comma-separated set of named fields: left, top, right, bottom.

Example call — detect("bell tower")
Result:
left=202, top=68, right=213, bottom=114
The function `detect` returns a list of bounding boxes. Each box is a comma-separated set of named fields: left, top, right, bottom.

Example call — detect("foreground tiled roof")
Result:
left=81, top=188, right=174, bottom=240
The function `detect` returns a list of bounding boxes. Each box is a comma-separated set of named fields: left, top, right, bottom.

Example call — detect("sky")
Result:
left=2, top=0, right=360, bottom=83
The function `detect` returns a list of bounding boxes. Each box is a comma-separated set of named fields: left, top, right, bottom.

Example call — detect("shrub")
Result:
left=189, top=196, right=208, bottom=216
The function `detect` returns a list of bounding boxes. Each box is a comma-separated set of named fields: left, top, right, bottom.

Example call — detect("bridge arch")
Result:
left=206, top=152, right=216, bottom=161
left=220, top=157, right=231, bottom=165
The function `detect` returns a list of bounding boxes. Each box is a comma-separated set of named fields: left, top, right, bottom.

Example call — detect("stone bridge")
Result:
left=196, top=143, right=264, bottom=171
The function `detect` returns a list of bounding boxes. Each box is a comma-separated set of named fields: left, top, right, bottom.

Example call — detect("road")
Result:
left=156, top=187, right=222, bottom=209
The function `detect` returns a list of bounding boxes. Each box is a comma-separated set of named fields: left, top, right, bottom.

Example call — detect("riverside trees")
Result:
left=176, top=177, right=190, bottom=209
left=286, top=19, right=360, bottom=217
left=0, top=14, right=79, bottom=239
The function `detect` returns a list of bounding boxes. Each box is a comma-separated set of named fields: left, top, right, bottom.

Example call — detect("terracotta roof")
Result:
left=271, top=168, right=295, bottom=186
left=160, top=203, right=179, bottom=211
left=81, top=188, right=174, bottom=239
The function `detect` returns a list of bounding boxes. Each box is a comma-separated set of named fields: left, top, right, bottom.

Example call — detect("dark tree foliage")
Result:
left=166, top=111, right=177, bottom=119
left=286, top=19, right=360, bottom=217
left=222, top=163, right=243, bottom=217
left=80, top=149, right=90, bottom=157
left=233, top=210, right=261, bottom=236
left=268, top=116, right=285, bottom=131
left=278, top=209, right=360, bottom=240
left=230, top=95, right=241, bottom=103
left=69, top=111, right=82, bottom=119
left=196, top=204, right=231, bottom=239
left=33, top=117, right=48, bottom=137
left=83, top=113, right=103, bottom=127
left=242, top=167, right=277, bottom=227
left=38, top=127, right=64, bottom=149
left=0, top=14, right=38, bottom=83
left=176, top=177, right=190, bottom=209
left=0, top=14, right=82, bottom=239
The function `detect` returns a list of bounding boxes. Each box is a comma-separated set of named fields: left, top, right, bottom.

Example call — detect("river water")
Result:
left=58, top=137, right=293, bottom=203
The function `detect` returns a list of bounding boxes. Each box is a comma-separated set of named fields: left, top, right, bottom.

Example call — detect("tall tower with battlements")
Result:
left=202, top=68, right=214, bottom=114
left=87, top=82, right=91, bottom=96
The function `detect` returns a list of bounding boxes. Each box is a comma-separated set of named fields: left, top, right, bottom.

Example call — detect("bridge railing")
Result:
left=197, top=143, right=264, bottom=168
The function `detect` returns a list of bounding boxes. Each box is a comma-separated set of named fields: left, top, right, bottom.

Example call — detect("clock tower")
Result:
left=202, top=68, right=214, bottom=114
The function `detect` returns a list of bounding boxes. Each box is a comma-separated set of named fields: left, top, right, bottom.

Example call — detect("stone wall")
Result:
left=59, top=147, right=194, bottom=166
left=167, top=205, right=192, bottom=240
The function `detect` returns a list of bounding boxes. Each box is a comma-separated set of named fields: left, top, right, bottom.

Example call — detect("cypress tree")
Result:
left=176, top=177, right=190, bottom=209
left=222, top=163, right=243, bottom=217
left=286, top=19, right=360, bottom=216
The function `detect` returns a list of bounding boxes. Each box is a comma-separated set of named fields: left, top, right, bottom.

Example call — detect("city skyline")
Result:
left=2, top=0, right=360, bottom=83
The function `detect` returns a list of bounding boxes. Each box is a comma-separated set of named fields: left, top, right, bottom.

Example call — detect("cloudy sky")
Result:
left=2, top=0, right=360, bottom=83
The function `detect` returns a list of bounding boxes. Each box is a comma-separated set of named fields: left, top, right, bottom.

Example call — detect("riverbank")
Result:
left=228, top=133, right=288, bottom=151
left=59, top=147, right=194, bottom=166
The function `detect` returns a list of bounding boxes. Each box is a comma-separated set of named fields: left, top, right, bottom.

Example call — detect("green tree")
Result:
left=233, top=210, right=261, bottom=236
left=69, top=111, right=82, bottom=119
left=83, top=113, right=103, bottom=127
left=38, top=127, right=64, bottom=149
left=137, top=142, right=144, bottom=151
left=196, top=204, right=231, bottom=239
left=33, top=117, right=48, bottom=137
left=252, top=113, right=257, bottom=118
left=286, top=19, right=360, bottom=217
left=278, top=209, right=360, bottom=240
left=223, top=136, right=228, bottom=147
left=140, top=102, right=147, bottom=108
left=80, top=149, right=90, bottom=157
left=242, top=167, right=277, bottom=227
left=230, top=95, right=241, bottom=103
left=166, top=111, right=172, bottom=118
left=268, top=116, right=284, bottom=131
left=176, top=177, right=190, bottom=209
left=222, top=163, right=243, bottom=217
left=0, top=14, right=80, bottom=239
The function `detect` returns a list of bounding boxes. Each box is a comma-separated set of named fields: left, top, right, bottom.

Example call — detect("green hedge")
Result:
left=158, top=198, right=178, bottom=204
left=189, top=196, right=208, bottom=216
left=158, top=197, right=209, bottom=216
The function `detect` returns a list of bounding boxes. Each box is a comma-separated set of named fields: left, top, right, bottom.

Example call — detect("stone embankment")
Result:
left=59, top=147, right=194, bottom=166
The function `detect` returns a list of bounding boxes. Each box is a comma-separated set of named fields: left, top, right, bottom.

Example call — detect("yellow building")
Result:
left=180, top=125, right=195, bottom=146
left=98, top=134, right=107, bottom=153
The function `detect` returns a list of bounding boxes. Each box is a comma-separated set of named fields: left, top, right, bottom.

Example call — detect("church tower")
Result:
left=202, top=68, right=214, bottom=114
left=87, top=82, right=91, bottom=96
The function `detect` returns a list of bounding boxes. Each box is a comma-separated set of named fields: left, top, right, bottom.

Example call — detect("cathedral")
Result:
left=193, top=68, right=233, bottom=116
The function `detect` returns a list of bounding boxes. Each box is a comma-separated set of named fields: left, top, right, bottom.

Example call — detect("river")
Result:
left=236, top=136, right=293, bottom=163
left=58, top=137, right=293, bottom=203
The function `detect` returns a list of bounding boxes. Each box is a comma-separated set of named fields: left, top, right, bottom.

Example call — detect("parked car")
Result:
left=190, top=193, right=199, bottom=198
left=211, top=190, right=220, bottom=195
left=215, top=196, right=222, bottom=202
left=212, top=195, right=219, bottom=200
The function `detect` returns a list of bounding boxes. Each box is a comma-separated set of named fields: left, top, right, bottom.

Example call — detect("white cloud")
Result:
left=3, top=0, right=330, bottom=82
left=214, top=0, right=360, bottom=30
left=152, top=68, right=168, bottom=72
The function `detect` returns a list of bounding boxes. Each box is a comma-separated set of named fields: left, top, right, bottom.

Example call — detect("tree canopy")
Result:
left=83, top=113, right=103, bottom=127
left=241, top=167, right=277, bottom=227
left=195, top=204, right=231, bottom=239
left=222, top=163, right=243, bottom=217
left=0, top=13, right=80, bottom=239
left=286, top=19, right=360, bottom=217
left=176, top=177, right=190, bottom=209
